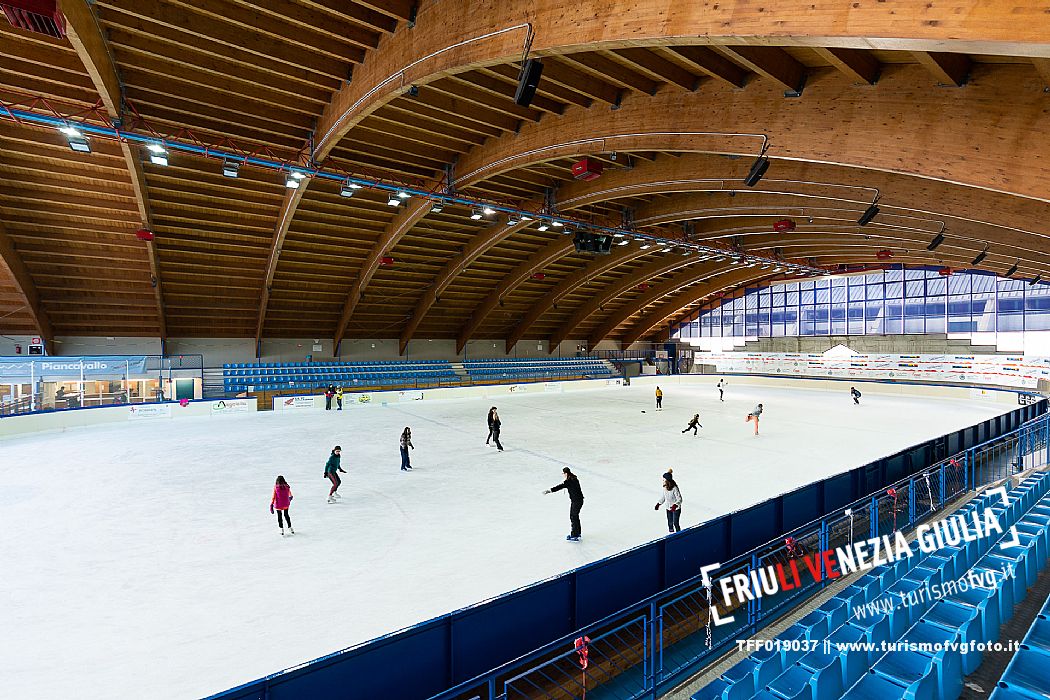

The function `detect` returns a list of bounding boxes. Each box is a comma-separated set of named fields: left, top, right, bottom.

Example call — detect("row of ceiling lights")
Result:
left=52, top=121, right=823, bottom=276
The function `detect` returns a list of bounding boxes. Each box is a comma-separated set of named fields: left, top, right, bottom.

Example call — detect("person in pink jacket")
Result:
left=270, top=475, right=294, bottom=536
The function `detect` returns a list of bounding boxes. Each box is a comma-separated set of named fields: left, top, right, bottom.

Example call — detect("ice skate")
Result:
left=566, top=535, right=581, bottom=542
left=328, top=495, right=336, bottom=503
left=288, top=527, right=294, bottom=535
left=280, top=527, right=285, bottom=536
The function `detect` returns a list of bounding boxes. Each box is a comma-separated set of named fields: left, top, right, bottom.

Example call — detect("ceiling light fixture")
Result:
left=1006, top=261, right=1019, bottom=277
left=147, top=143, right=168, bottom=166
left=927, top=233, right=945, bottom=251
left=430, top=202, right=443, bottom=213
left=552, top=221, right=563, bottom=228
left=470, top=209, right=483, bottom=220
left=339, top=180, right=356, bottom=197
left=387, top=195, right=401, bottom=206
left=1031, top=275, right=1042, bottom=286
left=971, top=249, right=987, bottom=266
left=223, top=160, right=240, bottom=178
left=537, top=223, right=550, bottom=231
left=397, top=190, right=410, bottom=199
left=482, top=206, right=496, bottom=216
left=744, top=154, right=770, bottom=187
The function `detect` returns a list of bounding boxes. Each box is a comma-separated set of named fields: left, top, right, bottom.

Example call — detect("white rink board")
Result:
left=1, top=379, right=1011, bottom=699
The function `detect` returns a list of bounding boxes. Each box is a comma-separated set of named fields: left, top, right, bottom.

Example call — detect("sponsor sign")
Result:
left=398, top=390, right=424, bottom=402
left=508, top=384, right=529, bottom=393
left=0, top=355, right=150, bottom=381
left=127, top=404, right=171, bottom=420
left=356, top=393, right=372, bottom=404
left=210, top=399, right=251, bottom=415
left=281, top=396, right=316, bottom=411
left=543, top=382, right=562, bottom=393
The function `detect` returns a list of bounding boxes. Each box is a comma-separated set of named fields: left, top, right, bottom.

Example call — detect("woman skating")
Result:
left=654, top=470, right=682, bottom=533
left=543, top=467, right=584, bottom=541
left=400, top=427, right=414, bottom=470
left=324, top=446, right=345, bottom=503
left=486, top=406, right=497, bottom=445
left=490, top=408, right=504, bottom=452
left=746, top=403, right=763, bottom=435
left=682, top=413, right=702, bottom=435
left=270, top=475, right=294, bottom=536
left=655, top=386, right=663, bottom=409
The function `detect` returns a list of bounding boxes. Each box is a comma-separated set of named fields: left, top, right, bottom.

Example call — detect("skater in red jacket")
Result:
left=270, top=475, right=294, bottom=536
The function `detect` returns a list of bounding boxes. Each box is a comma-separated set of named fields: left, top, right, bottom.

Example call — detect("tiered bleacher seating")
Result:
left=693, top=471, right=1050, bottom=700
left=991, top=542, right=1050, bottom=700
left=462, top=357, right=612, bottom=381
left=221, top=360, right=456, bottom=394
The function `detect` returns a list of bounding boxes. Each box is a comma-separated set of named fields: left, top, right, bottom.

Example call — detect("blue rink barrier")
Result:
left=206, top=398, right=1048, bottom=700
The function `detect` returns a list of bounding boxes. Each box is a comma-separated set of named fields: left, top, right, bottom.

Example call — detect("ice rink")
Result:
left=2, top=380, right=1010, bottom=699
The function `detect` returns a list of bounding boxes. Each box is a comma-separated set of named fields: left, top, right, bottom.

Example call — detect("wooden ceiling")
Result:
left=2, top=1, right=1050, bottom=351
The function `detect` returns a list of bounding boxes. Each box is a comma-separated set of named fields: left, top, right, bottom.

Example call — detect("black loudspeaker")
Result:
left=573, top=232, right=613, bottom=255
left=515, top=59, right=544, bottom=107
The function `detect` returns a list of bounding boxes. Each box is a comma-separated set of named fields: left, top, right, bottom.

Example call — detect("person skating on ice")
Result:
left=850, top=386, right=862, bottom=405
left=490, top=408, right=504, bottom=452
left=324, top=384, right=335, bottom=410
left=486, top=406, right=497, bottom=445
left=336, top=387, right=344, bottom=410
left=717, top=379, right=726, bottom=402
left=400, top=427, right=415, bottom=471
left=270, top=475, right=294, bottom=536
left=682, top=413, right=702, bottom=435
left=324, top=446, right=345, bottom=503
left=543, top=467, right=584, bottom=541
left=746, top=403, right=763, bottom=435
left=654, top=470, right=682, bottom=533
left=655, top=386, right=663, bottom=410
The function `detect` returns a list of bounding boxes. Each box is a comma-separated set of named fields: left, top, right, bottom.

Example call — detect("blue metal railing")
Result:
left=205, top=398, right=1046, bottom=700
left=428, top=404, right=1049, bottom=700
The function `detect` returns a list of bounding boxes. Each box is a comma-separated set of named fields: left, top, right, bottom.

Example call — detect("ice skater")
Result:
left=490, top=408, right=504, bottom=452
left=324, top=446, right=345, bottom=503
left=486, top=406, right=497, bottom=445
left=717, top=379, right=726, bottom=402
left=681, top=413, right=702, bottom=435
left=655, top=386, right=663, bottom=410
left=270, top=475, right=294, bottom=536
left=336, top=387, right=344, bottom=410
left=850, top=386, right=861, bottom=405
left=324, top=384, right=335, bottom=410
left=543, top=467, right=584, bottom=541
left=746, top=403, right=763, bottom=436
left=654, top=470, right=682, bottom=533
left=400, top=427, right=414, bottom=471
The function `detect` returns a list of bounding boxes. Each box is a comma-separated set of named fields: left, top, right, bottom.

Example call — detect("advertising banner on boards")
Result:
left=127, top=404, right=172, bottom=420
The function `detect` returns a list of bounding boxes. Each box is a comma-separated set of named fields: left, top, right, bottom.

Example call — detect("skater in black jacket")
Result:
left=486, top=406, right=497, bottom=445
left=490, top=408, right=504, bottom=452
left=543, top=467, right=584, bottom=540
left=400, top=427, right=414, bottom=471
left=850, top=386, right=862, bottom=405
left=681, top=413, right=702, bottom=435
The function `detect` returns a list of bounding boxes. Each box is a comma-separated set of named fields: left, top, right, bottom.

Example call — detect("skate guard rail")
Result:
left=205, top=398, right=1047, bottom=700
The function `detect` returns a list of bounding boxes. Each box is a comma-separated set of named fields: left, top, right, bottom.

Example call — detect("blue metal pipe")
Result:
left=2, top=106, right=828, bottom=275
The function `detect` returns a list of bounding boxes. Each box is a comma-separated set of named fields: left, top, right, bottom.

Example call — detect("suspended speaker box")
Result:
left=514, top=59, right=544, bottom=107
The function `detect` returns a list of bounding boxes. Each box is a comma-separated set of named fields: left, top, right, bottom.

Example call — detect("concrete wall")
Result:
left=24, top=336, right=621, bottom=366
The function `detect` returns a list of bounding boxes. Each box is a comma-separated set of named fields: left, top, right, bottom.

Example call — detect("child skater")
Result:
left=655, top=386, right=663, bottom=410
left=746, top=403, right=763, bottom=436
left=543, top=467, right=584, bottom=541
left=654, top=470, right=682, bottom=533
left=324, top=446, right=345, bottom=503
left=270, top=475, right=294, bottom=536
left=850, top=386, right=861, bottom=405
left=400, top=427, right=414, bottom=471
left=682, top=413, right=702, bottom=435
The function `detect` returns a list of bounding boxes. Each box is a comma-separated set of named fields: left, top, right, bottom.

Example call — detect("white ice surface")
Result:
left=1, top=383, right=1008, bottom=699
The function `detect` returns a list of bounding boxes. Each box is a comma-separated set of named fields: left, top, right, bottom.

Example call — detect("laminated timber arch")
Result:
left=373, top=62, right=1050, bottom=351
left=323, top=17, right=1050, bottom=348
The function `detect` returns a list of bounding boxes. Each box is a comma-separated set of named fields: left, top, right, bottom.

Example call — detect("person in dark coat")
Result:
left=324, top=384, right=336, bottom=410
left=324, top=446, right=345, bottom=503
left=544, top=467, right=584, bottom=541
left=490, top=408, right=504, bottom=452
left=400, top=427, right=414, bottom=471
left=850, top=386, right=862, bottom=405
left=681, top=413, right=702, bottom=435
left=486, top=406, right=497, bottom=446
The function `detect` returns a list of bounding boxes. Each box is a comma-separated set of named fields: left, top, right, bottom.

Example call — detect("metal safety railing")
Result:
left=431, top=405, right=1050, bottom=700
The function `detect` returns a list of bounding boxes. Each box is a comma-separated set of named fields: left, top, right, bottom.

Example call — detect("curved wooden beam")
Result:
left=548, top=254, right=712, bottom=349
left=399, top=217, right=531, bottom=355
left=506, top=244, right=650, bottom=352
left=455, top=238, right=574, bottom=353
left=334, top=199, right=434, bottom=350
left=60, top=0, right=166, bottom=342
left=312, top=0, right=1050, bottom=159
left=256, top=186, right=308, bottom=346
left=0, top=220, right=53, bottom=342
